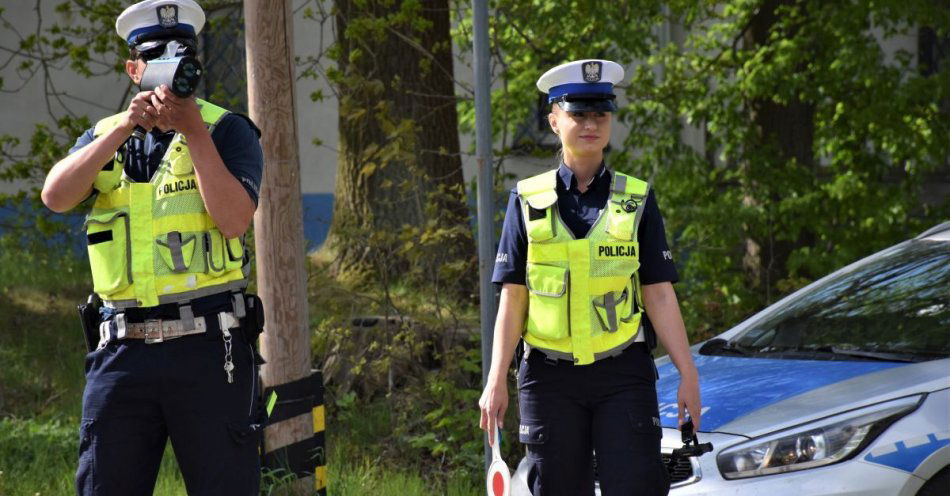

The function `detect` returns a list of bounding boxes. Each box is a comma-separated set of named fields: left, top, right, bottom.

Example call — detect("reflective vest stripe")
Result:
left=129, top=182, right=155, bottom=307
left=103, top=279, right=248, bottom=309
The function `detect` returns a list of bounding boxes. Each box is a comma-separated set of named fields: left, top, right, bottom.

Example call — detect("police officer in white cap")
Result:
left=41, top=1, right=265, bottom=494
left=479, top=59, right=702, bottom=495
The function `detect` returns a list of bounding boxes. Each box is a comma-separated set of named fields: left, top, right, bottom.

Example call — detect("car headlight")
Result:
left=717, top=395, right=922, bottom=479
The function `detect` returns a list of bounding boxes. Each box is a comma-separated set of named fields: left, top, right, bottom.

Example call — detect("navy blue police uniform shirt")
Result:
left=492, top=162, right=678, bottom=287
left=69, top=113, right=264, bottom=205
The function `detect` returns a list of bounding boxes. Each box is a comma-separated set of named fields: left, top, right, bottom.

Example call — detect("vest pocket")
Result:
left=205, top=229, right=244, bottom=275
left=525, top=264, right=569, bottom=340
left=156, top=231, right=197, bottom=273
left=168, top=144, right=194, bottom=176
left=605, top=204, right=635, bottom=240
left=225, top=236, right=244, bottom=270
left=92, top=159, right=122, bottom=193
left=592, top=277, right=636, bottom=334
left=518, top=421, right=547, bottom=446
left=84, top=212, right=131, bottom=294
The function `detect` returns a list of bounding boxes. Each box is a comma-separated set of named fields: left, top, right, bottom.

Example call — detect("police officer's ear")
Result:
left=549, top=104, right=560, bottom=136
left=125, top=58, right=145, bottom=85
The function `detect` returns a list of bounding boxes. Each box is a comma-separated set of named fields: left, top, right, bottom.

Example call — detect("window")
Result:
left=198, top=5, right=247, bottom=113
left=729, top=238, right=950, bottom=361
left=919, top=26, right=948, bottom=77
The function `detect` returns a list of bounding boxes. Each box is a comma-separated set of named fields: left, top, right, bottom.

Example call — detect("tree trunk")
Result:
left=329, top=0, right=475, bottom=294
left=743, top=0, right=815, bottom=302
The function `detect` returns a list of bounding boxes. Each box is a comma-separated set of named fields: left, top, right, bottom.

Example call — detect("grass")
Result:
left=0, top=419, right=187, bottom=495
left=327, top=400, right=480, bottom=496
left=0, top=241, right=481, bottom=495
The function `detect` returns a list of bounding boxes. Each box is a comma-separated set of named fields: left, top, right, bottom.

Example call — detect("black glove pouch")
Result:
left=242, top=293, right=266, bottom=365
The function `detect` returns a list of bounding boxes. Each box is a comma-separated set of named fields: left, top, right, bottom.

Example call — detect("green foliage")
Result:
left=453, top=0, right=663, bottom=151
left=0, top=417, right=83, bottom=495
left=402, top=345, right=483, bottom=469
left=260, top=468, right=301, bottom=495
left=310, top=255, right=506, bottom=483
left=322, top=355, right=486, bottom=494
left=0, top=250, right=479, bottom=494
left=458, top=0, right=950, bottom=338
left=303, top=0, right=476, bottom=292
left=0, top=244, right=190, bottom=494
left=5, top=0, right=947, bottom=490
left=0, top=1, right=127, bottom=238
left=625, top=0, right=949, bottom=335
left=0, top=406, right=482, bottom=495
left=327, top=408, right=481, bottom=496
left=0, top=248, right=87, bottom=420
left=0, top=0, right=248, bottom=243
left=302, top=3, right=486, bottom=482
left=0, top=415, right=200, bottom=495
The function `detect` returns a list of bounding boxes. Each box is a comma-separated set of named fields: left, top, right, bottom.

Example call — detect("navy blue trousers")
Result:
left=76, top=317, right=261, bottom=495
left=517, top=343, right=670, bottom=496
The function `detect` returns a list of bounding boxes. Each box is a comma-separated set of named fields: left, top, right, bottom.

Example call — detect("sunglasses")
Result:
left=134, top=38, right=197, bottom=61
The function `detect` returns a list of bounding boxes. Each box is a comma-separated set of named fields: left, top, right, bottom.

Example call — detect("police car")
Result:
left=514, top=222, right=950, bottom=495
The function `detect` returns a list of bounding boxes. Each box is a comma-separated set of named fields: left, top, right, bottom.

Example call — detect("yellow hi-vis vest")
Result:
left=84, top=99, right=248, bottom=310
left=518, top=169, right=650, bottom=365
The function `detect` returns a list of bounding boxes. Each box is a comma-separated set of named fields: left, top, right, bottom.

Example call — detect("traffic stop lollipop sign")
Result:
left=486, top=423, right=510, bottom=496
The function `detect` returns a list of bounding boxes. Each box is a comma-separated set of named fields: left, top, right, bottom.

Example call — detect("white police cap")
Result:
left=536, top=60, right=624, bottom=112
left=116, top=0, right=205, bottom=47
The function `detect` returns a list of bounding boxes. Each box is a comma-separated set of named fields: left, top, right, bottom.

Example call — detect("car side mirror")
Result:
left=699, top=338, right=727, bottom=355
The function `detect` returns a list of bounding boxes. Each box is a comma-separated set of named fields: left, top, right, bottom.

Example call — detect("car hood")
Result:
left=654, top=354, right=947, bottom=436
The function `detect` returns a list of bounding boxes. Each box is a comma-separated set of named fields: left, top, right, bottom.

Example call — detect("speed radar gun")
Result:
left=668, top=417, right=714, bottom=473
left=133, top=40, right=202, bottom=140
left=486, top=423, right=511, bottom=496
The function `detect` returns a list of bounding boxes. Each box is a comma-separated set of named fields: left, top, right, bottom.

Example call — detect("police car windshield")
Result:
left=726, top=238, right=950, bottom=362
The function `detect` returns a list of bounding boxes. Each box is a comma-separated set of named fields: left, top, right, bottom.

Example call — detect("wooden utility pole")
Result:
left=244, top=1, right=314, bottom=492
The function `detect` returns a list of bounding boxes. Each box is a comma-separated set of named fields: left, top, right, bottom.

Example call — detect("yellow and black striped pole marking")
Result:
left=262, top=369, right=327, bottom=494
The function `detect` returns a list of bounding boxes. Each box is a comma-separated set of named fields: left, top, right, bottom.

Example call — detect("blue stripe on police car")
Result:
left=863, top=432, right=950, bottom=473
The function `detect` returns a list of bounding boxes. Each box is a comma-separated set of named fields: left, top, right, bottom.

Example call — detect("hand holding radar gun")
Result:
left=668, top=416, right=713, bottom=474
left=133, top=40, right=202, bottom=140
left=486, top=421, right=510, bottom=496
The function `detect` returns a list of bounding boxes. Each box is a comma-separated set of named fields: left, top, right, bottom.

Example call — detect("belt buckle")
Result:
left=143, top=319, right=164, bottom=344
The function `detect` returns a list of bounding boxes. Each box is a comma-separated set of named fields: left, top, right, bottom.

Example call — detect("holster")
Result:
left=77, top=293, right=103, bottom=353
left=241, top=293, right=266, bottom=364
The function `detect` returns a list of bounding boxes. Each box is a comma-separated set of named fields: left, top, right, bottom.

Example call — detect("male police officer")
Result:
left=41, top=1, right=264, bottom=493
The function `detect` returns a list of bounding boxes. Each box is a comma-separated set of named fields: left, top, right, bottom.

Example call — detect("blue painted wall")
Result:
left=2, top=189, right=503, bottom=254
left=1, top=194, right=335, bottom=252
left=302, top=193, right=334, bottom=251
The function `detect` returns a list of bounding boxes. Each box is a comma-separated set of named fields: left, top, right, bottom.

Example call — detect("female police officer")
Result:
left=478, top=60, right=701, bottom=496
